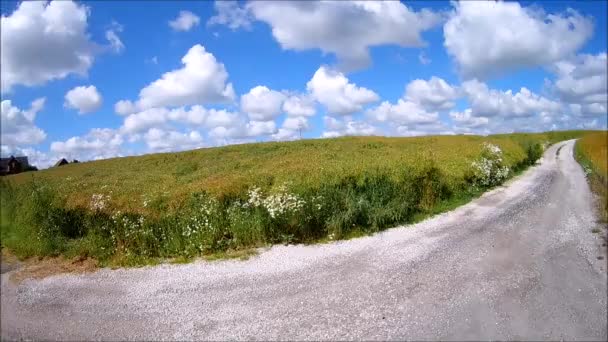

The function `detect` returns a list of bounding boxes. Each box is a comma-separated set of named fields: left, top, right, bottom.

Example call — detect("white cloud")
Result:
left=444, top=1, right=593, bottom=78
left=246, top=1, right=440, bottom=71
left=143, top=128, right=203, bottom=152
left=367, top=100, right=439, bottom=125
left=405, top=77, right=459, bottom=110
left=1, top=98, right=47, bottom=147
left=282, top=116, right=309, bottom=131
left=272, top=114, right=310, bottom=141
left=50, top=128, right=123, bottom=161
left=272, top=128, right=299, bottom=141
left=114, top=100, right=138, bottom=116
left=169, top=11, right=200, bottom=32
left=121, top=107, right=170, bottom=134
left=0, top=1, right=95, bottom=92
left=119, top=105, right=245, bottom=136
left=203, top=108, right=241, bottom=128
left=247, top=120, right=277, bottom=136
left=396, top=126, right=453, bottom=137
left=207, top=0, right=253, bottom=30
left=207, top=115, right=278, bottom=142
left=322, top=116, right=380, bottom=138
left=450, top=109, right=489, bottom=129
left=462, top=79, right=561, bottom=118
left=418, top=51, right=431, bottom=65
left=64, top=85, right=103, bottom=114
left=125, top=45, right=235, bottom=110
left=307, top=66, right=379, bottom=115
left=550, top=52, right=607, bottom=117
left=105, top=21, right=124, bottom=53
left=241, top=86, right=286, bottom=121
left=283, top=94, right=316, bottom=117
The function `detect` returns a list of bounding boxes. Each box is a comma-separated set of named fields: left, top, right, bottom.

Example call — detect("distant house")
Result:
left=54, top=158, right=69, bottom=167
left=0, top=156, right=30, bottom=175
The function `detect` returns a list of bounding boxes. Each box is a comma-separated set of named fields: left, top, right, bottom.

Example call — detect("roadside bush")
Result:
left=524, top=142, right=544, bottom=166
left=467, top=143, right=510, bottom=188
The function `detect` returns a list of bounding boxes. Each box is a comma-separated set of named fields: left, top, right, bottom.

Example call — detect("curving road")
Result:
left=1, top=140, right=607, bottom=341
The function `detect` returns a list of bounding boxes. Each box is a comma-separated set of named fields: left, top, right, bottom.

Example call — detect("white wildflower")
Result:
left=90, top=193, right=111, bottom=211
left=471, top=142, right=510, bottom=187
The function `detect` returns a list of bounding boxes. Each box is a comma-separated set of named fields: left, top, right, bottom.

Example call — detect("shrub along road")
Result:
left=1, top=140, right=606, bottom=341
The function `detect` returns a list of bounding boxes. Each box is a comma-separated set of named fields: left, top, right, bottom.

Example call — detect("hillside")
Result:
left=5, top=131, right=588, bottom=212
left=0, top=130, right=592, bottom=265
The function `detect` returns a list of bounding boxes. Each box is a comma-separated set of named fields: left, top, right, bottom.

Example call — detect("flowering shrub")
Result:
left=470, top=142, right=510, bottom=187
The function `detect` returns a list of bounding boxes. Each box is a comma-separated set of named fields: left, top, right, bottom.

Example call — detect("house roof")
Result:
left=0, top=156, right=29, bottom=171
left=54, top=158, right=69, bottom=167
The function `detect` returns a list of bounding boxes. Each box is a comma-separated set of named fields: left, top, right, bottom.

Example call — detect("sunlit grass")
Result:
left=575, top=131, right=608, bottom=223
left=0, top=130, right=589, bottom=266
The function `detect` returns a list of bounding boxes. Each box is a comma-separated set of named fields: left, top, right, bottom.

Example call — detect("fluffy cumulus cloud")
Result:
left=268, top=94, right=315, bottom=141
left=121, top=107, right=172, bottom=135
left=322, top=116, right=380, bottom=138
left=0, top=0, right=122, bottom=93
left=114, top=100, right=138, bottom=116
left=50, top=128, right=123, bottom=161
left=405, top=77, right=459, bottom=110
left=461, top=80, right=562, bottom=118
left=241, top=86, right=286, bottom=121
left=119, top=44, right=235, bottom=111
left=169, top=10, right=201, bottom=32
left=220, top=1, right=441, bottom=70
left=365, top=77, right=458, bottom=128
left=207, top=0, right=253, bottom=30
left=119, top=105, right=243, bottom=135
left=143, top=128, right=203, bottom=152
left=444, top=1, right=593, bottom=78
left=450, top=109, right=490, bottom=130
left=64, top=85, right=103, bottom=114
left=1, top=98, right=47, bottom=148
left=307, top=66, right=379, bottom=115
left=208, top=117, right=276, bottom=142
left=367, top=99, right=439, bottom=126
left=550, top=52, right=607, bottom=117
left=282, top=94, right=316, bottom=117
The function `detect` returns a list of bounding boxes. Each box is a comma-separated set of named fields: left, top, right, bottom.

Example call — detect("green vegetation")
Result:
left=575, top=131, right=608, bottom=223
left=0, top=131, right=587, bottom=266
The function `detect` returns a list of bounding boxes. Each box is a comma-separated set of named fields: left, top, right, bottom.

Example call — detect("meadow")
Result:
left=0, top=130, right=590, bottom=266
left=575, top=131, right=608, bottom=223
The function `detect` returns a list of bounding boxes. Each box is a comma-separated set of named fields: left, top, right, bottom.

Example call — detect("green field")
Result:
left=0, top=130, right=590, bottom=265
left=575, top=131, right=608, bottom=223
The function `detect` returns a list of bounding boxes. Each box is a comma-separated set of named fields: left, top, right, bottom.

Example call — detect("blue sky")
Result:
left=1, top=0, right=606, bottom=168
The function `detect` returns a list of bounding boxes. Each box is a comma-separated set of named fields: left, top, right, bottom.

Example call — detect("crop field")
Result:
left=0, top=130, right=589, bottom=265
left=575, top=131, right=608, bottom=223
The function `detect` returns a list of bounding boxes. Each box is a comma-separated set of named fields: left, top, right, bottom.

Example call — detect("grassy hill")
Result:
left=4, top=131, right=588, bottom=212
left=0, top=130, right=592, bottom=265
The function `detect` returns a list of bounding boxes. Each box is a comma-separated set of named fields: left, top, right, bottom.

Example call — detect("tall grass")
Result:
left=0, top=131, right=585, bottom=265
left=575, top=131, right=608, bottom=223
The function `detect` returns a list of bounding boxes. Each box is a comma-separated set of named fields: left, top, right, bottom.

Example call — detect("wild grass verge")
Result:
left=575, top=131, right=608, bottom=224
left=0, top=132, right=586, bottom=266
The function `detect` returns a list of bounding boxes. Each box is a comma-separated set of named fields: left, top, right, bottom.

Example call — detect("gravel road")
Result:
left=2, top=139, right=606, bottom=341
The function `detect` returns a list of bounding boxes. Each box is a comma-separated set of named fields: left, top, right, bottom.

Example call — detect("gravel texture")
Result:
left=1, top=139, right=606, bottom=341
